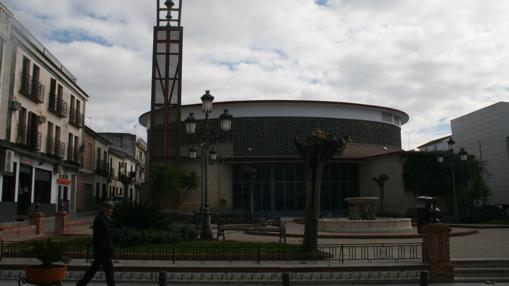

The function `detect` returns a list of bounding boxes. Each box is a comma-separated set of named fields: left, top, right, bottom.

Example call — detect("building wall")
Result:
left=0, top=4, right=13, bottom=141
left=9, top=45, right=85, bottom=160
left=0, top=8, right=87, bottom=220
left=93, top=138, right=110, bottom=203
left=451, top=102, right=509, bottom=204
left=76, top=130, right=95, bottom=213
left=359, top=153, right=416, bottom=216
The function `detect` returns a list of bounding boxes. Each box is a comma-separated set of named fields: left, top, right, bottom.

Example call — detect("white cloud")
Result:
left=4, top=0, right=509, bottom=148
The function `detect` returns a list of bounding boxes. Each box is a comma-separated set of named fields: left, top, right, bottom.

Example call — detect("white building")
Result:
left=451, top=102, right=509, bottom=205
left=0, top=4, right=88, bottom=221
left=417, top=135, right=452, bottom=152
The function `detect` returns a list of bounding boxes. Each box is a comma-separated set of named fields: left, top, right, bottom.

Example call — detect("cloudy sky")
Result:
left=4, top=0, right=509, bottom=149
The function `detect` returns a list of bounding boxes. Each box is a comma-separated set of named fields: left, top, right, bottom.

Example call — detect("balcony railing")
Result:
left=19, top=72, right=45, bottom=103
left=48, top=93, right=68, bottom=118
left=95, top=160, right=110, bottom=177
left=69, top=108, right=84, bottom=128
left=46, top=137, right=65, bottom=158
left=67, top=145, right=80, bottom=163
left=17, top=125, right=41, bottom=150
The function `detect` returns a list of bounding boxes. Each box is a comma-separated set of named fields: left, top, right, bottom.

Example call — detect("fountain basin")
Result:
left=319, top=217, right=413, bottom=233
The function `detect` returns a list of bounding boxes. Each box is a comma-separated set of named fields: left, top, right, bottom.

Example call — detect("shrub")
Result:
left=30, top=239, right=71, bottom=266
left=112, top=224, right=198, bottom=245
left=112, top=200, right=168, bottom=230
left=461, top=205, right=506, bottom=223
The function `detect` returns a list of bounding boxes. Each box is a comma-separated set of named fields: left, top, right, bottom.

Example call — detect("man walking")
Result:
left=77, top=201, right=116, bottom=286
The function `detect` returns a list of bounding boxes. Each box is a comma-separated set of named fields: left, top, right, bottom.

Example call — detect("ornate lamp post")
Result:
left=185, top=90, right=233, bottom=239
left=437, top=138, right=468, bottom=222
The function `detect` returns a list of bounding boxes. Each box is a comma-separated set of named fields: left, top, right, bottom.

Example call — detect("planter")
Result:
left=25, top=265, right=67, bottom=284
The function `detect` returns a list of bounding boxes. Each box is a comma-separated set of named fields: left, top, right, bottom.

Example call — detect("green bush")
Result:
left=112, top=200, right=168, bottom=230
left=461, top=205, right=507, bottom=223
left=30, top=239, right=71, bottom=266
left=112, top=224, right=198, bottom=245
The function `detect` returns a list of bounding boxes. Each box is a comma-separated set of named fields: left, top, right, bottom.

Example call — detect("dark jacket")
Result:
left=92, top=212, right=114, bottom=259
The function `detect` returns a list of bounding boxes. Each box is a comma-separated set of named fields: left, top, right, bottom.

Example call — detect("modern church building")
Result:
left=139, top=99, right=410, bottom=216
left=140, top=1, right=413, bottom=217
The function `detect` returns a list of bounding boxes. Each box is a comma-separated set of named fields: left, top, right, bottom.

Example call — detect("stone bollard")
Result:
left=282, top=273, right=290, bottom=286
left=421, top=223, right=454, bottom=282
left=54, top=211, right=68, bottom=234
left=158, top=272, right=167, bottom=286
left=29, top=212, right=45, bottom=235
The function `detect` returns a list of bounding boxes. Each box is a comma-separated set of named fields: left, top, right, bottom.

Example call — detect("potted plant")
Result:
left=25, top=239, right=70, bottom=284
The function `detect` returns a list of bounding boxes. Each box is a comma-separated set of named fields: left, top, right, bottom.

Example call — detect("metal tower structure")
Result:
left=149, top=0, right=183, bottom=163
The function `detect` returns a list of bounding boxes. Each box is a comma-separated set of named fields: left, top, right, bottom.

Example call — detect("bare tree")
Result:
left=295, top=129, right=349, bottom=252
left=371, top=174, right=389, bottom=216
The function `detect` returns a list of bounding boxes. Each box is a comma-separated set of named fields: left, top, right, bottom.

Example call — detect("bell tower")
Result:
left=148, top=0, right=183, bottom=163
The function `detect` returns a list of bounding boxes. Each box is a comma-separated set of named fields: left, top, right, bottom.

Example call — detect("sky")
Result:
left=3, top=0, right=509, bottom=149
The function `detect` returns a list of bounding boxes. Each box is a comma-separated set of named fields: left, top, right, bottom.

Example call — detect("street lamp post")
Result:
left=185, top=90, right=233, bottom=240
left=437, top=138, right=468, bottom=222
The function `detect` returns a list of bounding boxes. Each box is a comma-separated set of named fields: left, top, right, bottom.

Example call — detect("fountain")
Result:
left=319, top=197, right=413, bottom=233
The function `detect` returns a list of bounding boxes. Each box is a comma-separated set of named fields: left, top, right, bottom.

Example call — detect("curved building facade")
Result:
left=139, top=100, right=409, bottom=215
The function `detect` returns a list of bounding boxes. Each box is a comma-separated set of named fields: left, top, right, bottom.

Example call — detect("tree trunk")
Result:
left=249, top=179, right=255, bottom=223
left=380, top=185, right=384, bottom=216
left=303, top=161, right=325, bottom=252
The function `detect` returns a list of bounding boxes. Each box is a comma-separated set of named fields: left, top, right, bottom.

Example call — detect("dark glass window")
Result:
left=232, top=162, right=359, bottom=214
left=34, top=168, right=51, bottom=203
left=1, top=163, right=17, bottom=202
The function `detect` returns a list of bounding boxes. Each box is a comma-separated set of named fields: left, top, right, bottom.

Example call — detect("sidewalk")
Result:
left=1, top=280, right=508, bottom=285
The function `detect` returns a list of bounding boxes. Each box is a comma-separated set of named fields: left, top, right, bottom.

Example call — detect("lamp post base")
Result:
left=200, top=207, right=213, bottom=240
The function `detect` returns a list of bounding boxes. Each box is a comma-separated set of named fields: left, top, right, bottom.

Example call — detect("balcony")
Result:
left=69, top=108, right=84, bottom=128
left=46, top=137, right=65, bottom=158
left=95, top=160, right=110, bottom=177
left=67, top=145, right=80, bottom=163
left=19, top=73, right=45, bottom=103
left=17, top=125, right=41, bottom=150
left=48, top=93, right=68, bottom=118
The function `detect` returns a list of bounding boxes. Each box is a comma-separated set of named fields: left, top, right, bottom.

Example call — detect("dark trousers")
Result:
left=76, top=257, right=115, bottom=286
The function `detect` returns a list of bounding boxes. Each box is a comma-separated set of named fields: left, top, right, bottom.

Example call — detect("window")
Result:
left=22, top=56, right=30, bottom=76
left=68, top=133, right=73, bottom=161
left=96, top=147, right=101, bottom=169
left=1, top=163, right=17, bottom=202
left=32, top=64, right=40, bottom=82
left=70, top=95, right=75, bottom=118
left=34, top=168, right=52, bottom=203
left=49, top=78, right=56, bottom=110
left=74, top=136, right=79, bottom=162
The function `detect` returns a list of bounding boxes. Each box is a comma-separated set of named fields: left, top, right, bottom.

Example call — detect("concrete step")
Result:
left=455, top=277, right=509, bottom=283
left=455, top=267, right=509, bottom=278
left=453, top=258, right=509, bottom=268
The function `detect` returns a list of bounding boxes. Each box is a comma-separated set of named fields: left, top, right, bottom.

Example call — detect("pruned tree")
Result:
left=151, top=163, right=199, bottom=209
left=371, top=174, right=389, bottom=216
left=242, top=166, right=257, bottom=222
left=294, top=129, right=350, bottom=252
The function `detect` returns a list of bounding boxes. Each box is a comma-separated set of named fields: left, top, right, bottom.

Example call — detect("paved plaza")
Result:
left=221, top=222, right=509, bottom=259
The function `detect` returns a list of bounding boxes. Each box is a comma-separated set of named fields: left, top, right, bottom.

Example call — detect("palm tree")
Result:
left=294, top=129, right=349, bottom=252
left=371, top=174, right=389, bottom=216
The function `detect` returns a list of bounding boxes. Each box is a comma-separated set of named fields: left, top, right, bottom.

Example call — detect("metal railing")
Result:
left=69, top=108, right=84, bottom=128
left=48, top=93, right=68, bottom=118
left=67, top=145, right=80, bottom=163
left=95, top=160, right=110, bottom=176
left=19, top=72, right=45, bottom=103
left=46, top=137, right=65, bottom=158
left=16, top=125, right=41, bottom=150
left=0, top=241, right=422, bottom=264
